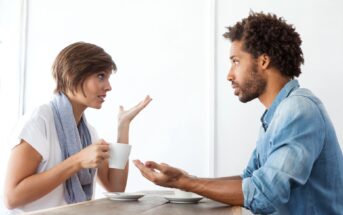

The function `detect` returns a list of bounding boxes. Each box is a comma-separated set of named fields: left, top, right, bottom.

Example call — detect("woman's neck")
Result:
left=65, top=92, right=86, bottom=125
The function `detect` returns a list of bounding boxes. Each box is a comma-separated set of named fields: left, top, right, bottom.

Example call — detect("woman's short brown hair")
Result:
left=52, top=42, right=116, bottom=94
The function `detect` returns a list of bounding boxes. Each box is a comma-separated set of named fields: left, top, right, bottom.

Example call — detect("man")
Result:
left=133, top=12, right=343, bottom=214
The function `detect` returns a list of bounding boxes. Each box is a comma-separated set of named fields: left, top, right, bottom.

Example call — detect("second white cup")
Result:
left=174, top=189, right=193, bottom=198
left=108, top=143, right=132, bottom=169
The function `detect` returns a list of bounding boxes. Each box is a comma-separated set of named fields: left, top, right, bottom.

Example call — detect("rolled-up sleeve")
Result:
left=243, top=177, right=276, bottom=214
left=242, top=96, right=325, bottom=214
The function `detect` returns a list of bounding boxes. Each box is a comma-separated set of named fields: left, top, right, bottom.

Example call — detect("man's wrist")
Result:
left=177, top=174, right=197, bottom=191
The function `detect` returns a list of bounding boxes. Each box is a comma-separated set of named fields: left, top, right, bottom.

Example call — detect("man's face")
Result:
left=227, top=41, right=266, bottom=103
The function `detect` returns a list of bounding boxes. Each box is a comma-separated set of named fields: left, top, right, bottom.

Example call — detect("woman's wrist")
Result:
left=118, top=121, right=130, bottom=130
left=69, top=152, right=82, bottom=171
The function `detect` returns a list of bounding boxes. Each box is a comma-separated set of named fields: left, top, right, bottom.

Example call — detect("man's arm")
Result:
left=133, top=160, right=243, bottom=206
left=179, top=176, right=244, bottom=205
left=209, top=176, right=242, bottom=180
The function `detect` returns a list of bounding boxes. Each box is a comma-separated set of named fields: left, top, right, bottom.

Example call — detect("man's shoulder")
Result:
left=271, top=87, right=327, bottom=135
left=290, top=87, right=314, bottom=97
left=274, top=88, right=321, bottom=115
left=286, top=87, right=323, bottom=107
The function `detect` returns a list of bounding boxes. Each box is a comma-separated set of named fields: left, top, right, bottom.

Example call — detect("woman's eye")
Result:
left=97, top=73, right=105, bottom=80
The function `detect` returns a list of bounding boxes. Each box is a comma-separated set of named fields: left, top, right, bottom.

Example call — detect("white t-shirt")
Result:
left=8, top=104, right=99, bottom=214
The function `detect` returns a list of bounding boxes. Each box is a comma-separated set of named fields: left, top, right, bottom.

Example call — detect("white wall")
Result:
left=1, top=0, right=342, bottom=211
left=0, top=0, right=24, bottom=212
left=23, top=0, right=213, bottom=196
left=215, top=0, right=343, bottom=177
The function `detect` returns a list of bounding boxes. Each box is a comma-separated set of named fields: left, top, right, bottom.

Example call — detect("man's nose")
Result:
left=227, top=67, right=234, bottom=81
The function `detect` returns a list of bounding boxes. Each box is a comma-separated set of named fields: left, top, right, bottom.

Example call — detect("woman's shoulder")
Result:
left=14, top=103, right=54, bottom=135
left=10, top=103, right=54, bottom=151
left=25, top=103, right=53, bottom=122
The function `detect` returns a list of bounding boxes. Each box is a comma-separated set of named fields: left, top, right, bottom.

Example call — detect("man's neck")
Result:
left=259, top=71, right=291, bottom=109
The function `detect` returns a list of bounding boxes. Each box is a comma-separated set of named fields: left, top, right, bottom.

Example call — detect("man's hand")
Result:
left=133, top=160, right=187, bottom=188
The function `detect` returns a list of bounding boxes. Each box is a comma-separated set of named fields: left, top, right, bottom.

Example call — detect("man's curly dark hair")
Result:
left=223, top=12, right=304, bottom=78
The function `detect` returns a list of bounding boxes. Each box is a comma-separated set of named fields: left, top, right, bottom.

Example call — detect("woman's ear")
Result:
left=258, top=54, right=271, bottom=70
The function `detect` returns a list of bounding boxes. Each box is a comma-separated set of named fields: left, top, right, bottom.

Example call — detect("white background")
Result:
left=0, top=0, right=342, bottom=212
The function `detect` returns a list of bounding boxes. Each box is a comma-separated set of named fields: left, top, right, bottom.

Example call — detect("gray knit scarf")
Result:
left=50, top=92, right=95, bottom=203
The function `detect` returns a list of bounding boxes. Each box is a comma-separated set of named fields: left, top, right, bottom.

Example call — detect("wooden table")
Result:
left=24, top=190, right=253, bottom=215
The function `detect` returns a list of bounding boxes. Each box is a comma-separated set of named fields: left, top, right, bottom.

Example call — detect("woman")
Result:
left=4, top=42, right=151, bottom=213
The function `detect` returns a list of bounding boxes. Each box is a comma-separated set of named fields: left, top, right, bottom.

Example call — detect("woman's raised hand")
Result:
left=117, top=95, right=152, bottom=126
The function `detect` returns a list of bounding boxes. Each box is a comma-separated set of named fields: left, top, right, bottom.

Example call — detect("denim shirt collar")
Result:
left=260, top=79, right=300, bottom=131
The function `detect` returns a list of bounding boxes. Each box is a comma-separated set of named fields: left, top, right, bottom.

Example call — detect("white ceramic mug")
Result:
left=108, top=143, right=132, bottom=169
left=174, top=189, right=193, bottom=198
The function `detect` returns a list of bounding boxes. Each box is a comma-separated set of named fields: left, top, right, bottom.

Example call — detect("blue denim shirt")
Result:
left=242, top=80, right=343, bottom=214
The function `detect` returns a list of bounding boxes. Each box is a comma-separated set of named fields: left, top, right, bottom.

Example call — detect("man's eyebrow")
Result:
left=230, top=55, right=236, bottom=60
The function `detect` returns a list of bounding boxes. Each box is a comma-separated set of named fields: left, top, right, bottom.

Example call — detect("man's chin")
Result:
left=238, top=98, right=249, bottom=103
left=238, top=95, right=255, bottom=103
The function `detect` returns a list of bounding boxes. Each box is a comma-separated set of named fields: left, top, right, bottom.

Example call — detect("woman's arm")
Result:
left=97, top=96, right=152, bottom=192
left=96, top=124, right=129, bottom=192
left=4, top=140, right=109, bottom=209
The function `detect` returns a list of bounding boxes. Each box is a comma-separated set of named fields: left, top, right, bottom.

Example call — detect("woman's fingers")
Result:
left=117, top=96, right=152, bottom=123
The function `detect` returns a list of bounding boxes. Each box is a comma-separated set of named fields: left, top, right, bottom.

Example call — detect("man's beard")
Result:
left=238, top=63, right=266, bottom=103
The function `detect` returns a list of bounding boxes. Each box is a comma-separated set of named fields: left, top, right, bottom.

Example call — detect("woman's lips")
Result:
left=98, top=95, right=106, bottom=102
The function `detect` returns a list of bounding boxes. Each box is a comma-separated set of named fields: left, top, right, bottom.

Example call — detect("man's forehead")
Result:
left=230, top=41, right=252, bottom=59
left=230, top=41, right=243, bottom=57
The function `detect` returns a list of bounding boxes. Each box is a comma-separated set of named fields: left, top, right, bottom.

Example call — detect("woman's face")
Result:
left=69, top=70, right=112, bottom=110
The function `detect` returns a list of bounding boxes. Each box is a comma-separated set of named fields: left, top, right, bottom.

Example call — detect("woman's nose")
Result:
left=105, top=80, right=112, bottom=91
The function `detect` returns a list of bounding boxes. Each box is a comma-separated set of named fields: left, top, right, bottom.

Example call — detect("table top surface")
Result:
left=24, top=190, right=253, bottom=215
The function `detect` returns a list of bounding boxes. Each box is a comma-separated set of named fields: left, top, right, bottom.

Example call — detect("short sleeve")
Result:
left=10, top=106, right=50, bottom=161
